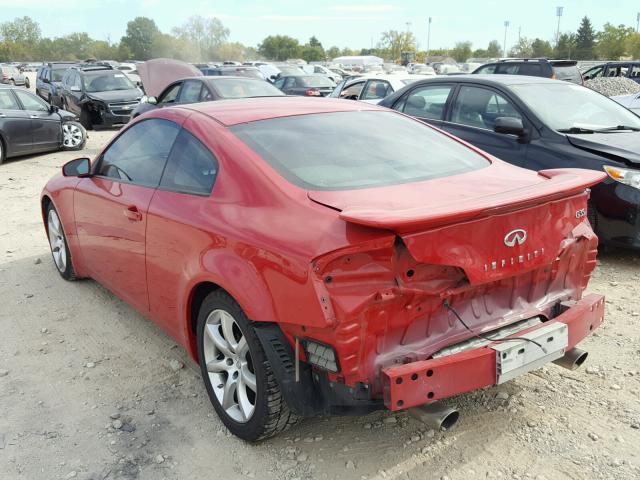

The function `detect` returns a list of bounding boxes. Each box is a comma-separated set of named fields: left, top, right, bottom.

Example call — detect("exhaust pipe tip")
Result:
left=553, top=348, right=588, bottom=371
left=408, top=403, right=460, bottom=431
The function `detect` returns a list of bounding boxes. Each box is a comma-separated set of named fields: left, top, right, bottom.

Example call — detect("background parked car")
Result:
left=132, top=76, right=284, bottom=118
left=583, top=62, right=640, bottom=84
left=329, top=74, right=424, bottom=104
left=473, top=58, right=583, bottom=84
left=1, top=64, right=28, bottom=88
left=272, top=75, right=336, bottom=96
left=612, top=91, right=640, bottom=115
left=301, top=64, right=341, bottom=83
left=0, top=85, right=86, bottom=164
left=36, top=62, right=77, bottom=106
left=379, top=75, right=640, bottom=249
left=60, top=64, right=142, bottom=129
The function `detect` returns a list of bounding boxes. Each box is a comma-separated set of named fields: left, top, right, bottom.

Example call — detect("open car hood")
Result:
left=138, top=58, right=202, bottom=97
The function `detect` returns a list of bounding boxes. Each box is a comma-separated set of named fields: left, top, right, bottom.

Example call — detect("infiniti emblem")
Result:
left=504, top=229, right=527, bottom=247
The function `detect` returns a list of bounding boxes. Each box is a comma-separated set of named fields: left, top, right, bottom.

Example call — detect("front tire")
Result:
left=61, top=121, right=87, bottom=151
left=196, top=290, right=297, bottom=441
left=46, top=204, right=77, bottom=281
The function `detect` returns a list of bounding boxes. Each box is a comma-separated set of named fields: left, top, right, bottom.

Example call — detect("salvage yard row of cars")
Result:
left=2, top=54, right=640, bottom=442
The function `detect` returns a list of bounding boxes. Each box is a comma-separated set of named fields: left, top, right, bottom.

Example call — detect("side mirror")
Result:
left=269, top=74, right=277, bottom=80
left=62, top=158, right=91, bottom=177
left=43, top=78, right=50, bottom=84
left=70, top=86, right=81, bottom=92
left=49, top=104, right=59, bottom=114
left=147, top=96, right=158, bottom=105
left=494, top=117, right=526, bottom=137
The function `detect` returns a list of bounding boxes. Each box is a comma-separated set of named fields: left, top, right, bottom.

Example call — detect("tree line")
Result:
left=0, top=15, right=639, bottom=64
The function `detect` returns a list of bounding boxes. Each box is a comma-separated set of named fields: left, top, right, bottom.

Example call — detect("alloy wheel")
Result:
left=203, top=309, right=257, bottom=423
left=62, top=123, right=83, bottom=148
left=47, top=209, right=67, bottom=272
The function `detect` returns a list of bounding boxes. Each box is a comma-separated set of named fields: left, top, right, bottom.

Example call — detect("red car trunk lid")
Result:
left=308, top=166, right=605, bottom=285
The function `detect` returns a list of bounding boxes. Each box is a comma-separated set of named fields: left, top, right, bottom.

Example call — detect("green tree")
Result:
left=0, top=16, right=41, bottom=44
left=326, top=46, right=340, bottom=59
left=555, top=33, right=576, bottom=59
left=626, top=33, right=640, bottom=59
left=530, top=38, right=553, bottom=57
left=378, top=30, right=416, bottom=61
left=595, top=23, right=634, bottom=59
left=486, top=40, right=502, bottom=58
left=508, top=37, right=533, bottom=57
left=258, top=35, right=300, bottom=61
left=575, top=16, right=595, bottom=60
left=121, top=17, right=160, bottom=60
left=172, top=16, right=229, bottom=61
left=300, top=36, right=325, bottom=62
left=450, top=41, right=472, bottom=62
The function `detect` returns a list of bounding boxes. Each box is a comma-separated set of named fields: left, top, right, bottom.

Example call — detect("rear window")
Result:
left=231, top=111, right=489, bottom=190
left=212, top=78, right=284, bottom=98
left=553, top=65, right=582, bottom=83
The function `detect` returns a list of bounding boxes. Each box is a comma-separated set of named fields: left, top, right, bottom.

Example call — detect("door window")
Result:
left=361, top=80, right=392, bottom=100
left=273, top=78, right=285, bottom=89
left=14, top=90, right=49, bottom=112
left=283, top=77, right=296, bottom=89
left=72, top=72, right=82, bottom=89
left=583, top=66, right=603, bottom=80
left=401, top=85, right=453, bottom=120
left=178, top=80, right=203, bottom=103
left=159, top=83, right=181, bottom=105
left=632, top=65, right=640, bottom=78
left=451, top=86, right=521, bottom=130
left=96, top=119, right=180, bottom=186
left=340, top=80, right=365, bottom=98
left=0, top=90, right=20, bottom=110
left=160, top=129, right=219, bottom=195
left=474, top=64, right=497, bottom=74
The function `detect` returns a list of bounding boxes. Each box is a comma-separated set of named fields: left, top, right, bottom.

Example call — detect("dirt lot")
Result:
left=1, top=130, right=639, bottom=480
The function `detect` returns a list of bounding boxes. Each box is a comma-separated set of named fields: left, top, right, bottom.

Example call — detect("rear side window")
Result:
left=0, top=90, right=20, bottom=110
left=231, top=111, right=489, bottom=190
left=160, top=129, right=219, bottom=195
left=97, top=119, right=180, bottom=187
left=14, top=90, right=49, bottom=112
left=553, top=65, right=582, bottom=83
left=474, top=64, right=497, bottom=74
left=361, top=80, right=391, bottom=100
left=400, top=85, right=453, bottom=120
left=178, top=80, right=203, bottom=103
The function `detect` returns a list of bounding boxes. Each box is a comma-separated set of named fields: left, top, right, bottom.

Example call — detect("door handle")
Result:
left=0, top=113, right=5, bottom=118
left=124, top=205, right=143, bottom=221
left=29, top=115, right=39, bottom=119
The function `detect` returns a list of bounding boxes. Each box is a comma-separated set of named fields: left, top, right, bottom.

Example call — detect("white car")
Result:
left=328, top=74, right=427, bottom=104
left=612, top=92, right=640, bottom=115
left=301, top=64, right=341, bottom=83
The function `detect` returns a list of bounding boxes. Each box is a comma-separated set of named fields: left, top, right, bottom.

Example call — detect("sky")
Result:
left=1, top=0, right=639, bottom=51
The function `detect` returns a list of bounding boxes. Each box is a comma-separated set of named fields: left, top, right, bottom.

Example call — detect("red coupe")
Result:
left=42, top=97, right=606, bottom=441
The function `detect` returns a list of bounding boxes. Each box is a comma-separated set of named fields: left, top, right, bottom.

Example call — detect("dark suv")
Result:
left=473, top=58, right=583, bottom=84
left=36, top=62, right=77, bottom=106
left=59, top=64, right=142, bottom=129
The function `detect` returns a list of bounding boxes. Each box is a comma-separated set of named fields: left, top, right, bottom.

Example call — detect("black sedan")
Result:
left=0, top=86, right=86, bottom=165
left=379, top=75, right=640, bottom=250
left=132, top=76, right=284, bottom=118
left=272, top=75, right=336, bottom=97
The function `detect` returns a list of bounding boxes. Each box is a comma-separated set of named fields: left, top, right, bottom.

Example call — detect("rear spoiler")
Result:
left=339, top=169, right=606, bottom=232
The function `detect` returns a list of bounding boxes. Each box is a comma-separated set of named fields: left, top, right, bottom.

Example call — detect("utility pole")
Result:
left=427, top=17, right=432, bottom=58
left=637, top=12, right=639, bottom=33
left=503, top=21, right=510, bottom=57
left=518, top=26, right=521, bottom=44
left=556, top=6, right=564, bottom=46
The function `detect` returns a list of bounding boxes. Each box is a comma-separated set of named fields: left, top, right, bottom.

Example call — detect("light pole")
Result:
left=637, top=12, right=639, bottom=33
left=427, top=17, right=432, bottom=58
left=503, top=21, right=509, bottom=57
left=556, top=6, right=564, bottom=46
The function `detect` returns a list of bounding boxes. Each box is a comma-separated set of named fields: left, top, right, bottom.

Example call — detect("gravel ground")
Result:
left=1, top=130, right=639, bottom=480
left=585, top=77, right=640, bottom=97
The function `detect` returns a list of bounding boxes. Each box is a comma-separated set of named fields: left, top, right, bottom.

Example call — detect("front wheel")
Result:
left=46, top=204, right=77, bottom=280
left=196, top=290, right=297, bottom=441
left=61, top=121, right=87, bottom=151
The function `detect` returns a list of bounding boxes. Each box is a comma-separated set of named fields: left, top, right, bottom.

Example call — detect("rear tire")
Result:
left=46, top=204, right=77, bottom=281
left=196, top=290, right=298, bottom=441
left=25, top=77, right=30, bottom=89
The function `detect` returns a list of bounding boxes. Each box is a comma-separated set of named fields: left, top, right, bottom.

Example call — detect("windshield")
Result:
left=212, top=78, right=284, bottom=98
left=220, top=68, right=263, bottom=79
left=231, top=111, right=489, bottom=190
left=84, top=71, right=136, bottom=92
left=298, top=76, right=334, bottom=87
left=509, top=83, right=640, bottom=131
left=277, top=65, right=302, bottom=75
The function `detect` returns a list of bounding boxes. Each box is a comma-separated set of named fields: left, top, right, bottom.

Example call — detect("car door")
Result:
left=145, top=127, right=220, bottom=339
left=440, top=84, right=529, bottom=165
left=393, top=84, right=455, bottom=128
left=73, top=119, right=181, bottom=312
left=13, top=89, right=60, bottom=152
left=282, top=77, right=297, bottom=95
left=65, top=72, right=83, bottom=115
left=0, top=88, right=32, bottom=156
